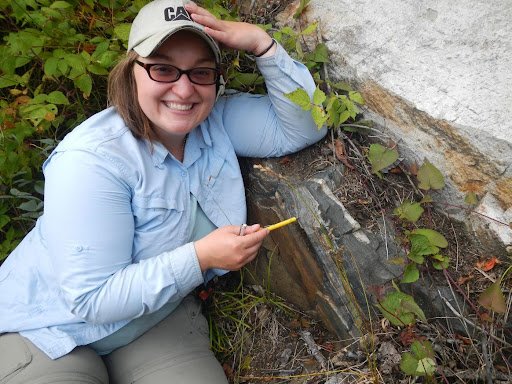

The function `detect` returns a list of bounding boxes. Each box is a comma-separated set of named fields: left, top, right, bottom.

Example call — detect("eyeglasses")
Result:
left=134, top=60, right=220, bottom=85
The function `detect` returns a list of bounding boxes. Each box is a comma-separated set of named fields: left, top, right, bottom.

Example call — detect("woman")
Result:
left=0, top=0, right=327, bottom=383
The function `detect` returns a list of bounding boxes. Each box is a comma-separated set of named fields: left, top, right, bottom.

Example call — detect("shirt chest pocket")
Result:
left=131, top=196, right=184, bottom=232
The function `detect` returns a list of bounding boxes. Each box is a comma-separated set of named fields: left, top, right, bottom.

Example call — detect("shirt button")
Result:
left=74, top=245, right=83, bottom=252
left=181, top=171, right=187, bottom=177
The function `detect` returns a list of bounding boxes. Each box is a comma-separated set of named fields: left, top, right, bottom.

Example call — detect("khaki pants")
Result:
left=0, top=296, right=228, bottom=384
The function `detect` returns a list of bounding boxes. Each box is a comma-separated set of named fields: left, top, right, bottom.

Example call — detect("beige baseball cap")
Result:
left=127, top=0, right=221, bottom=63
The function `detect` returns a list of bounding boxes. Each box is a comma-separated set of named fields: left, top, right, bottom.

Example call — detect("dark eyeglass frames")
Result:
left=134, top=60, right=220, bottom=85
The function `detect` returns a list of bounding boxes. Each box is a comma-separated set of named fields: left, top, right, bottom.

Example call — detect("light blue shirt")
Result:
left=89, top=195, right=216, bottom=355
left=0, top=43, right=326, bottom=359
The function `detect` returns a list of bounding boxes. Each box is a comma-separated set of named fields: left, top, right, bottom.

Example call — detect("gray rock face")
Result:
left=302, top=0, right=512, bottom=252
left=243, top=155, right=471, bottom=342
left=243, top=158, right=402, bottom=339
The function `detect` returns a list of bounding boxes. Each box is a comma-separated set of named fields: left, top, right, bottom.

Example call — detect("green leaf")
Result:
left=285, top=88, right=311, bottom=110
left=348, top=91, right=365, bottom=105
left=97, top=49, right=119, bottom=69
left=18, top=199, right=42, bottom=212
left=431, top=254, right=449, bottom=270
left=411, top=228, right=448, bottom=248
left=332, top=81, right=353, bottom=92
left=74, top=74, right=92, bottom=97
left=44, top=57, right=60, bottom=77
left=478, top=281, right=507, bottom=313
left=91, top=41, right=110, bottom=58
left=408, top=233, right=441, bottom=264
left=411, top=340, right=435, bottom=360
left=401, top=299, right=427, bottom=323
left=417, top=357, right=436, bottom=376
left=337, top=110, right=352, bottom=125
left=87, top=63, right=109, bottom=75
left=376, top=289, right=425, bottom=326
left=301, top=22, right=318, bottom=36
left=400, top=352, right=419, bottom=376
left=310, top=43, right=329, bottom=63
left=465, top=192, right=479, bottom=206
left=229, top=72, right=263, bottom=88
left=394, top=201, right=424, bottom=223
left=50, top=1, right=72, bottom=9
left=46, top=91, right=69, bottom=105
left=0, top=75, right=19, bottom=88
left=114, top=23, right=132, bottom=42
left=0, top=215, right=10, bottom=230
left=417, top=159, right=445, bottom=190
left=401, top=263, right=419, bottom=283
left=312, top=87, right=326, bottom=105
left=311, top=105, right=328, bottom=129
left=64, top=53, right=86, bottom=75
left=368, top=143, right=399, bottom=174
left=401, top=345, right=436, bottom=377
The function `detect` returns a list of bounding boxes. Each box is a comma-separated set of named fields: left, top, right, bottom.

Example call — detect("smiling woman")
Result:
left=0, top=0, right=327, bottom=383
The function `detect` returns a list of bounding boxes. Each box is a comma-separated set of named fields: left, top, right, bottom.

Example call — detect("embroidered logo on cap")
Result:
left=164, top=6, right=191, bottom=22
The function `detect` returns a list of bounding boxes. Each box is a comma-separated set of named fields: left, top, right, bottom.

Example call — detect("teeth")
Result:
left=164, top=102, right=193, bottom=111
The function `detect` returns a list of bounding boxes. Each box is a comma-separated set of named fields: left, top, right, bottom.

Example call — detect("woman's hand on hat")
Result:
left=194, top=224, right=269, bottom=271
left=185, top=2, right=276, bottom=57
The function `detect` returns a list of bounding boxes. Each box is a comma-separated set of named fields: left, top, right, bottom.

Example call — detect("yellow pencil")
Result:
left=265, top=217, right=297, bottom=231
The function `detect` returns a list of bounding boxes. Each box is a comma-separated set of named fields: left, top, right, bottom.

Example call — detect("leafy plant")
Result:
left=400, top=340, right=437, bottom=379
left=0, top=0, right=146, bottom=260
left=376, top=281, right=427, bottom=327
left=285, top=83, right=365, bottom=130
left=367, top=143, right=399, bottom=177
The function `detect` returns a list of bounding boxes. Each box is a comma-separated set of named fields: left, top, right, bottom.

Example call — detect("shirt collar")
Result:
left=148, top=122, right=212, bottom=167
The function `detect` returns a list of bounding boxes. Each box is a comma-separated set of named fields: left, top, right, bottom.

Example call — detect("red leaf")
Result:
left=476, top=256, right=500, bottom=271
left=198, top=287, right=213, bottom=301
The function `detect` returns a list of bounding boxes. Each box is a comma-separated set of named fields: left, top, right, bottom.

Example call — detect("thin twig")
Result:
left=380, top=209, right=390, bottom=260
left=481, top=332, right=494, bottom=384
left=451, top=222, right=460, bottom=272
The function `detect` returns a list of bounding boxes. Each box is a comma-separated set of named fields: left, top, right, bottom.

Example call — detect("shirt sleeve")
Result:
left=42, top=150, right=203, bottom=324
left=222, top=42, right=327, bottom=158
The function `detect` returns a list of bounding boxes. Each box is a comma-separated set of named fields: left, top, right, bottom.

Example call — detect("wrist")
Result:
left=193, top=240, right=210, bottom=272
left=254, top=38, right=276, bottom=57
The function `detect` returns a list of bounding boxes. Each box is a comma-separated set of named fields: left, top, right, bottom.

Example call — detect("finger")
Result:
left=189, top=13, right=225, bottom=34
left=184, top=2, right=212, bottom=17
left=243, top=224, right=263, bottom=235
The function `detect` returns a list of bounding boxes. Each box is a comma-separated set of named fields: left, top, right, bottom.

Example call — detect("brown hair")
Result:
left=107, top=51, right=156, bottom=142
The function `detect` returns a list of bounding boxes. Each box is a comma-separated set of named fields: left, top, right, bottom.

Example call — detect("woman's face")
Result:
left=134, top=31, right=217, bottom=146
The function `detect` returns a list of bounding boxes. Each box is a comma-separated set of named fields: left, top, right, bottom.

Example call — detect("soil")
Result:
left=206, top=1, right=512, bottom=383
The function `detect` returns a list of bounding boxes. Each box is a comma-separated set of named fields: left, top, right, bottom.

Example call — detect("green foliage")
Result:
left=280, top=20, right=365, bottom=130
left=400, top=340, right=437, bottom=377
left=393, top=201, right=424, bottom=223
left=464, top=191, right=479, bottom=205
left=367, top=143, right=399, bottom=177
left=376, top=282, right=427, bottom=327
left=417, top=159, right=445, bottom=190
left=0, top=0, right=146, bottom=260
